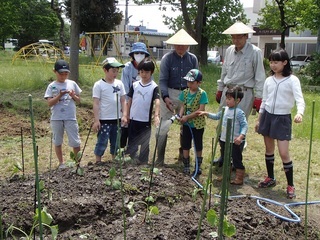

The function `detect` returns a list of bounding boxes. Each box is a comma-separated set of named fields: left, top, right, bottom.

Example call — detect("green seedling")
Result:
left=206, top=209, right=236, bottom=238
left=10, top=162, right=24, bottom=179
left=39, top=180, right=53, bottom=201
left=127, top=196, right=159, bottom=223
left=6, top=207, right=58, bottom=240
left=105, top=167, right=121, bottom=190
left=140, top=167, right=160, bottom=182
left=114, top=148, right=132, bottom=164
left=67, top=151, right=84, bottom=176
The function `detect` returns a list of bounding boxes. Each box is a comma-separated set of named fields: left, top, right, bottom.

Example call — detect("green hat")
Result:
left=102, top=57, right=124, bottom=68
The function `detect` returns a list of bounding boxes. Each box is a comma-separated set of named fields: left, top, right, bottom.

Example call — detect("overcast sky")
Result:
left=118, top=0, right=254, bottom=33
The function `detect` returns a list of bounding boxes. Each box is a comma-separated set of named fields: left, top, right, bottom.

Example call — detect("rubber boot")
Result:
left=192, top=157, right=203, bottom=176
left=182, top=157, right=190, bottom=174
left=155, top=134, right=167, bottom=166
left=231, top=169, right=245, bottom=185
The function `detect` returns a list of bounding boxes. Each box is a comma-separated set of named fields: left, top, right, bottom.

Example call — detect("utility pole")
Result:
left=70, top=0, right=80, bottom=82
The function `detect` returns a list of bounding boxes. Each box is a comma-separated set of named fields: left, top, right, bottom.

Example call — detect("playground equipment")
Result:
left=11, top=41, right=64, bottom=65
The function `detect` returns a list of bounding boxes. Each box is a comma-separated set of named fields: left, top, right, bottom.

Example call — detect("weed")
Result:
left=5, top=207, right=58, bottom=239
left=10, top=162, right=24, bottom=180
left=39, top=180, right=53, bottom=202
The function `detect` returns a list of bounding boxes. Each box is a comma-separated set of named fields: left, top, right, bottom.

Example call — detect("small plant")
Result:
left=140, top=167, right=160, bottom=182
left=6, top=207, right=58, bottom=240
left=127, top=196, right=159, bottom=223
left=114, top=147, right=132, bottom=163
left=39, top=180, right=53, bottom=201
left=105, top=167, right=121, bottom=190
left=66, top=151, right=84, bottom=176
left=10, top=161, right=24, bottom=180
left=206, top=209, right=236, bottom=238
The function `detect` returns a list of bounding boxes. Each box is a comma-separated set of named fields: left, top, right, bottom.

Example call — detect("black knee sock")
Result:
left=265, top=154, right=275, bottom=179
left=283, top=161, right=294, bottom=186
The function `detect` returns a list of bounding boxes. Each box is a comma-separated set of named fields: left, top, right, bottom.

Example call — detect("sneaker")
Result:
left=58, top=163, right=66, bottom=169
left=258, top=177, right=276, bottom=188
left=212, top=157, right=223, bottom=167
left=287, top=185, right=296, bottom=199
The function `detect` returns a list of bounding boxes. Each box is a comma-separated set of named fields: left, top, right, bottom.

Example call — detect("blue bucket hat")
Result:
left=183, top=69, right=203, bottom=82
left=129, top=42, right=150, bottom=57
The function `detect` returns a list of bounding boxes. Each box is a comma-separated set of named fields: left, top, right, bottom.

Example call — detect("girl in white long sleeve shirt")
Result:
left=255, top=49, right=305, bottom=199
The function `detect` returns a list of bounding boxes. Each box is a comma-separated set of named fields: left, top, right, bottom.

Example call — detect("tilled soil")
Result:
left=1, top=162, right=319, bottom=240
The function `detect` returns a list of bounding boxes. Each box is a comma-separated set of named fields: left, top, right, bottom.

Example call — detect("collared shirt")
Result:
left=159, top=50, right=198, bottom=99
left=218, top=42, right=265, bottom=98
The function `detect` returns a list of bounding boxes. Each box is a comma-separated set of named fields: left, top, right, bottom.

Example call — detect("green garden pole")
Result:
left=304, top=100, right=315, bottom=239
left=218, top=118, right=233, bottom=239
left=29, top=95, right=43, bottom=239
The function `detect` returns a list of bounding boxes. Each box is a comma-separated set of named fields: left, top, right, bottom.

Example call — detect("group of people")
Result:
left=44, top=21, right=305, bottom=199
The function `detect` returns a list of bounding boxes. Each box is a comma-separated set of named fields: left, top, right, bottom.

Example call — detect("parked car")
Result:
left=290, top=55, right=313, bottom=69
left=207, top=51, right=222, bottom=65
left=64, top=46, right=82, bottom=55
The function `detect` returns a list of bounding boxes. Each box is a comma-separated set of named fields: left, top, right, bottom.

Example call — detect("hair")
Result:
left=268, top=49, right=292, bottom=77
left=103, top=64, right=113, bottom=71
left=225, top=86, right=244, bottom=100
left=137, top=58, right=155, bottom=73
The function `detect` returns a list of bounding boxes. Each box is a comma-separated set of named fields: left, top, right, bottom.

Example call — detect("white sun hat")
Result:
left=166, top=29, right=198, bottom=45
left=222, top=21, right=256, bottom=35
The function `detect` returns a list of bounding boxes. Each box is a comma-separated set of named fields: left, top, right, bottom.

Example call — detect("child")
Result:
left=198, top=86, right=248, bottom=185
left=121, top=42, right=150, bottom=148
left=92, top=58, right=128, bottom=164
left=44, top=59, right=82, bottom=169
left=126, top=59, right=160, bottom=164
left=178, top=69, right=208, bottom=176
left=255, top=49, right=305, bottom=199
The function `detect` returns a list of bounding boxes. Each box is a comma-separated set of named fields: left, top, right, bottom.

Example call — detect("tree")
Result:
left=258, top=0, right=312, bottom=49
left=0, top=0, right=60, bottom=48
left=298, top=0, right=320, bottom=52
left=134, top=0, right=246, bottom=65
left=65, top=0, right=123, bottom=32
left=50, top=0, right=69, bottom=48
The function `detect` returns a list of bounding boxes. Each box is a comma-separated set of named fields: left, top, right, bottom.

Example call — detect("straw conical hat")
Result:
left=222, top=21, right=256, bottom=34
left=166, top=29, right=198, bottom=45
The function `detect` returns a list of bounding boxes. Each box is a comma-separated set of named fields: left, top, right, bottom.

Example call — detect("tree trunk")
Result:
left=70, top=0, right=80, bottom=82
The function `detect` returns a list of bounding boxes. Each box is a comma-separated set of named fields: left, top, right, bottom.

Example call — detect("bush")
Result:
left=303, top=52, right=320, bottom=86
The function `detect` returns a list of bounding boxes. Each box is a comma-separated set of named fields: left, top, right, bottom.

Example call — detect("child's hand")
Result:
left=60, top=89, right=69, bottom=95
left=294, top=113, right=303, bottom=123
left=68, top=89, right=76, bottom=98
left=196, top=110, right=207, bottom=116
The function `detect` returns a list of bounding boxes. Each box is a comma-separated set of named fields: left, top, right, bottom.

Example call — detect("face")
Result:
left=225, top=96, right=238, bottom=108
left=104, top=67, right=119, bottom=80
left=187, top=81, right=200, bottom=91
left=54, top=70, right=69, bottom=82
left=231, top=34, right=248, bottom=51
left=174, top=45, right=189, bottom=56
left=269, top=60, right=288, bottom=74
left=138, top=69, right=152, bottom=82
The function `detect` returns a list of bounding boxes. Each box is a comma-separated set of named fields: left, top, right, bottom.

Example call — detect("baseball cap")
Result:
left=54, top=60, right=70, bottom=73
left=183, top=69, right=203, bottom=82
left=102, top=57, right=125, bottom=68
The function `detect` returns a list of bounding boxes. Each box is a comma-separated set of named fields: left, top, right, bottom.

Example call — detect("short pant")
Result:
left=51, top=120, right=81, bottom=147
left=181, top=125, right=204, bottom=151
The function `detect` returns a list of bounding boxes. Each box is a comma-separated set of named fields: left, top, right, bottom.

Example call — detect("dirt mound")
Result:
left=1, top=162, right=319, bottom=239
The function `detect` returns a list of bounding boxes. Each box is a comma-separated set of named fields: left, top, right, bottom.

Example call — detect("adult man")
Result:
left=214, top=21, right=265, bottom=166
left=156, top=29, right=198, bottom=166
